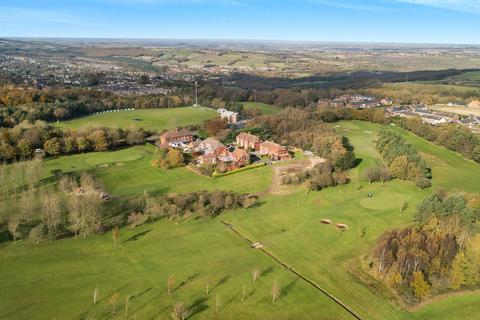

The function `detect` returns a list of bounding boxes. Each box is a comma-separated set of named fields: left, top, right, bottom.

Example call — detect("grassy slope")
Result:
left=1, top=121, right=480, bottom=319
left=0, top=220, right=352, bottom=320
left=56, top=107, right=217, bottom=131
left=223, top=121, right=480, bottom=320
left=241, top=102, right=282, bottom=115
left=44, top=145, right=273, bottom=196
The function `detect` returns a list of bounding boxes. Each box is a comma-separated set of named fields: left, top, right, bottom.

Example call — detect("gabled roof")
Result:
left=160, top=128, right=193, bottom=139
left=200, top=138, right=225, bottom=150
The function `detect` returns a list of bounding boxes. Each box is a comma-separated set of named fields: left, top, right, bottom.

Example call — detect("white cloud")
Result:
left=393, top=0, right=480, bottom=13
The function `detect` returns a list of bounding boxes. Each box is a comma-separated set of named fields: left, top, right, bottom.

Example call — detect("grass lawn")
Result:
left=56, top=106, right=217, bottom=131
left=0, top=219, right=353, bottom=320
left=241, top=102, right=282, bottom=115
left=222, top=120, right=480, bottom=320
left=1, top=120, right=480, bottom=319
left=43, top=145, right=273, bottom=196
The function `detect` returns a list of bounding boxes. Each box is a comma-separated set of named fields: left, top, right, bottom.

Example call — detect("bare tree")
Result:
left=82, top=193, right=102, bottom=237
left=125, top=295, right=132, bottom=319
left=93, top=287, right=99, bottom=305
left=167, top=275, right=175, bottom=295
left=271, top=278, right=280, bottom=303
left=20, top=188, right=35, bottom=218
left=25, top=159, right=43, bottom=189
left=252, top=268, right=261, bottom=282
left=215, top=294, right=221, bottom=314
left=8, top=214, right=22, bottom=244
left=41, top=191, right=62, bottom=238
left=68, top=195, right=84, bottom=238
left=59, top=175, right=76, bottom=194
left=80, top=173, right=96, bottom=193
left=109, top=292, right=119, bottom=314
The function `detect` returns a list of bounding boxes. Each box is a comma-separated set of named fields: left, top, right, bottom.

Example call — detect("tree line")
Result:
left=397, top=117, right=480, bottom=163
left=0, top=86, right=194, bottom=127
left=0, top=120, right=147, bottom=162
left=143, top=191, right=258, bottom=222
left=371, top=191, right=480, bottom=305
left=375, top=129, right=431, bottom=188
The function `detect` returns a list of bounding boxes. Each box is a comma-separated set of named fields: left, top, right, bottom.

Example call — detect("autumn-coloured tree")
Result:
left=205, top=117, right=228, bottom=137
left=411, top=271, right=430, bottom=299
left=449, top=252, right=467, bottom=290
left=43, top=138, right=62, bottom=156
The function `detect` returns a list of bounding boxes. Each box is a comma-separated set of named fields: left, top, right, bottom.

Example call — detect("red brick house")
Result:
left=236, top=132, right=261, bottom=150
left=160, top=128, right=193, bottom=146
left=199, top=138, right=225, bottom=155
left=259, top=141, right=291, bottom=161
left=198, top=153, right=217, bottom=165
left=231, top=148, right=250, bottom=166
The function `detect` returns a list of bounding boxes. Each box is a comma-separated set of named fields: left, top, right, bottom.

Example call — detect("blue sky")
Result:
left=1, top=0, right=480, bottom=44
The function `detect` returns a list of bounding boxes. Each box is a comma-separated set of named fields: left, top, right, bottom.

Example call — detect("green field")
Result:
left=56, top=107, right=217, bottom=131
left=1, top=121, right=480, bottom=319
left=242, top=102, right=282, bottom=115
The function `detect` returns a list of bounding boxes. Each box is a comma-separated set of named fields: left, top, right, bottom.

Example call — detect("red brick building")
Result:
left=159, top=128, right=193, bottom=146
left=259, top=141, right=291, bottom=161
left=236, top=132, right=261, bottom=150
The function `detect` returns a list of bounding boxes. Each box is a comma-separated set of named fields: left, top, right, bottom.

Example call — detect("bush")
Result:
left=212, top=163, right=266, bottom=178
left=144, top=191, right=258, bottom=220
left=127, top=212, right=146, bottom=227
left=415, top=177, right=432, bottom=190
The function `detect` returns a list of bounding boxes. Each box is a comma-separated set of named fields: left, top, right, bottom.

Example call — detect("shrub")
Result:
left=415, top=177, right=432, bottom=190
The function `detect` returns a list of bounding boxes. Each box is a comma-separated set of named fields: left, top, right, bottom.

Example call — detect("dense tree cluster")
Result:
left=280, top=160, right=349, bottom=190
left=247, top=108, right=356, bottom=170
left=371, top=192, right=480, bottom=304
left=397, top=117, right=480, bottom=163
left=365, top=166, right=392, bottom=184
left=0, top=86, right=193, bottom=127
left=375, top=129, right=431, bottom=183
left=0, top=121, right=146, bottom=162
left=151, top=147, right=185, bottom=169
left=144, top=191, right=258, bottom=221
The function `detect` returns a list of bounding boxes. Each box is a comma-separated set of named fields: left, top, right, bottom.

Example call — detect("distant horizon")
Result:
left=2, top=1, right=480, bottom=44
left=3, top=36, right=480, bottom=48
